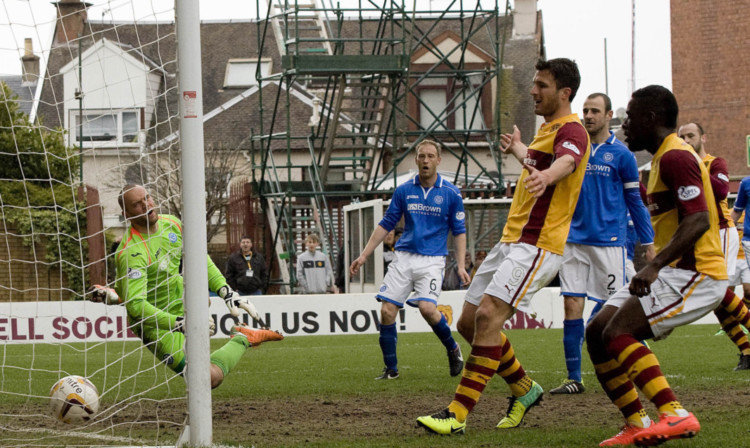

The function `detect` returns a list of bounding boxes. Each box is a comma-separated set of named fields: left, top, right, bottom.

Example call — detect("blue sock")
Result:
left=586, top=301, right=604, bottom=326
left=431, top=314, right=458, bottom=351
left=563, top=318, right=584, bottom=382
left=379, top=323, right=398, bottom=371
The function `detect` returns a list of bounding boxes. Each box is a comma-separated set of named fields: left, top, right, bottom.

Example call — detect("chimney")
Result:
left=53, top=0, right=92, bottom=45
left=513, top=0, right=538, bottom=38
left=21, top=38, right=40, bottom=85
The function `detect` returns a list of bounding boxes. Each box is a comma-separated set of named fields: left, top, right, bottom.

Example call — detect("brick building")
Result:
left=671, top=0, right=750, bottom=187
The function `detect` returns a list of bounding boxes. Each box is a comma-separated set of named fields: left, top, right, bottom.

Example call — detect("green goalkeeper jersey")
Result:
left=114, top=214, right=227, bottom=334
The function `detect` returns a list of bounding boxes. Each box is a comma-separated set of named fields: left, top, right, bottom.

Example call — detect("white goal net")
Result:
left=0, top=1, right=220, bottom=445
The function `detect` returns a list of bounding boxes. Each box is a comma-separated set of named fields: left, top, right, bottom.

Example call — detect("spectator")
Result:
left=469, top=250, right=487, bottom=279
left=297, top=234, right=337, bottom=294
left=225, top=235, right=267, bottom=295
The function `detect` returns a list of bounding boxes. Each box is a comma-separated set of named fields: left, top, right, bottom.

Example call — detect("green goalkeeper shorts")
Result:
left=139, top=327, right=187, bottom=374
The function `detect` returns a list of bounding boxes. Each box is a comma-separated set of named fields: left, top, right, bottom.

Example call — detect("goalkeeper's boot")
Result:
left=231, top=323, right=283, bottom=347
left=496, top=381, right=543, bottom=429
left=416, top=408, right=466, bottom=435
left=633, top=412, right=700, bottom=446
left=549, top=379, right=585, bottom=395
left=447, top=346, right=464, bottom=377
left=735, top=353, right=750, bottom=371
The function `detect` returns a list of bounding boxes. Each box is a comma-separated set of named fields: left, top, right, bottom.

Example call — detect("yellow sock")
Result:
left=657, top=400, right=685, bottom=417
left=626, top=409, right=651, bottom=428
left=509, top=375, right=533, bottom=397
left=448, top=401, right=469, bottom=423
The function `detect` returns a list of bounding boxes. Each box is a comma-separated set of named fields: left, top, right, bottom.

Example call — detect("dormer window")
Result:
left=224, top=59, right=272, bottom=88
left=70, top=109, right=141, bottom=147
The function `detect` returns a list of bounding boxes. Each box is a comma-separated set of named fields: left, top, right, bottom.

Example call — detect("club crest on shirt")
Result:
left=127, top=268, right=142, bottom=279
left=379, top=285, right=387, bottom=292
left=677, top=185, right=700, bottom=201
left=434, top=195, right=444, bottom=205
left=603, top=152, right=614, bottom=162
left=456, top=212, right=465, bottom=221
left=168, top=232, right=178, bottom=243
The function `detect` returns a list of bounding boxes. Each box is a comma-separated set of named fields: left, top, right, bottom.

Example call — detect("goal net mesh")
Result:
left=0, top=1, right=192, bottom=445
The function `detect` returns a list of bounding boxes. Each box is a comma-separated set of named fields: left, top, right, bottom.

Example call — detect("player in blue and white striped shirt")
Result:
left=552, top=93, right=655, bottom=395
left=350, top=139, right=470, bottom=380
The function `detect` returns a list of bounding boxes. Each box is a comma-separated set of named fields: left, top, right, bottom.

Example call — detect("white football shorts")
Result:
left=464, top=241, right=561, bottom=314
left=729, top=254, right=750, bottom=286
left=625, top=258, right=636, bottom=283
left=742, top=240, right=750, bottom=277
left=606, top=266, right=726, bottom=340
left=375, top=251, right=445, bottom=307
left=721, top=227, right=739, bottom=278
left=560, top=243, right=627, bottom=303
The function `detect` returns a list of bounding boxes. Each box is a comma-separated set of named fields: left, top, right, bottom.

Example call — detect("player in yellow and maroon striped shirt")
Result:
left=679, top=122, right=750, bottom=371
left=587, top=86, right=727, bottom=447
left=417, top=58, right=589, bottom=435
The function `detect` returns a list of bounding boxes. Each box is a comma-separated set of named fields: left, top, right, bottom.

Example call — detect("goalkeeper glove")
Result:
left=89, top=285, right=120, bottom=305
left=174, top=316, right=217, bottom=336
left=217, top=285, right=260, bottom=321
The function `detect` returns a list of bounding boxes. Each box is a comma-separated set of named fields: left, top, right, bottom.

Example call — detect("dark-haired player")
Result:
left=417, top=58, right=589, bottom=434
left=588, top=86, right=726, bottom=446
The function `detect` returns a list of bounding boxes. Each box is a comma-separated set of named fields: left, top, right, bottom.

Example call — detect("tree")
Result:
left=0, top=81, right=87, bottom=298
left=148, top=144, right=242, bottom=242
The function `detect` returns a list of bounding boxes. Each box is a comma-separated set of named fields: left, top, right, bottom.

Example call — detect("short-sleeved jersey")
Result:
left=647, top=134, right=726, bottom=279
left=380, top=174, right=466, bottom=257
left=703, top=154, right=734, bottom=229
left=734, top=176, right=750, bottom=241
left=501, top=114, right=590, bottom=255
left=567, top=131, right=653, bottom=247
left=114, top=214, right=226, bottom=332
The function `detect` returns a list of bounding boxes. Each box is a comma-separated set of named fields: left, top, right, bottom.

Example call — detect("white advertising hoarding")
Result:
left=0, top=287, right=722, bottom=344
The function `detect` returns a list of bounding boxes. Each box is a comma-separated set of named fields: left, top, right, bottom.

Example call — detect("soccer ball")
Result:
left=49, top=375, right=100, bottom=424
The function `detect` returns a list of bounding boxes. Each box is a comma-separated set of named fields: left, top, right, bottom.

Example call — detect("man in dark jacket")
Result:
left=225, top=235, right=267, bottom=295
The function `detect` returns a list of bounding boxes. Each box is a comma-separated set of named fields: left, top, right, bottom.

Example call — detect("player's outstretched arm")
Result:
left=522, top=155, right=576, bottom=198
left=350, top=225, right=389, bottom=276
left=500, top=125, right=528, bottom=163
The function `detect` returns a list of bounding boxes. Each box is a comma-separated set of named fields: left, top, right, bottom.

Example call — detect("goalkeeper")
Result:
left=90, top=184, right=283, bottom=389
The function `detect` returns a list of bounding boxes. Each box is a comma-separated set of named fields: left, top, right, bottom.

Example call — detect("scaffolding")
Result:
left=251, top=0, right=512, bottom=292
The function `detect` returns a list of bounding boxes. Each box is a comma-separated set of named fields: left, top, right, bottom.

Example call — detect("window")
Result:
left=70, top=109, right=140, bottom=146
left=416, top=76, right=486, bottom=132
left=224, top=59, right=272, bottom=88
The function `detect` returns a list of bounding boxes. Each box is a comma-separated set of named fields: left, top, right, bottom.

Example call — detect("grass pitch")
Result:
left=1, top=324, right=749, bottom=447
